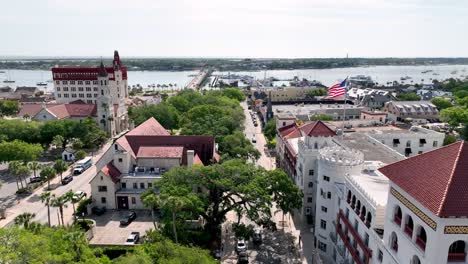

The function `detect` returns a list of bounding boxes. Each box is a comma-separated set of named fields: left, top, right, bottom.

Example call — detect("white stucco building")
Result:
left=89, top=117, right=217, bottom=210
left=311, top=141, right=468, bottom=264
left=366, top=126, right=445, bottom=157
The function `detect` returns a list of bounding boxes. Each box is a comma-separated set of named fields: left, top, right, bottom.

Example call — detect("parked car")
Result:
left=91, top=206, right=106, bottom=216
left=251, top=136, right=257, bottom=143
left=73, top=190, right=86, bottom=200
left=29, top=176, right=42, bottom=183
left=236, top=238, right=247, bottom=253
left=125, top=231, right=140, bottom=245
left=120, top=211, right=137, bottom=226
left=253, top=229, right=262, bottom=244
left=61, top=175, right=73, bottom=185
left=238, top=251, right=249, bottom=263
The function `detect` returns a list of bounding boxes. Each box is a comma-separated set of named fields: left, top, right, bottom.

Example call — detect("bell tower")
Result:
left=96, top=61, right=116, bottom=136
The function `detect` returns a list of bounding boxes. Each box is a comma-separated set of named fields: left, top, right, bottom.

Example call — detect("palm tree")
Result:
left=16, top=165, right=31, bottom=189
left=65, top=230, right=86, bottom=262
left=53, top=159, right=68, bottom=182
left=28, top=161, right=41, bottom=178
left=51, top=194, right=68, bottom=226
left=14, top=212, right=36, bottom=229
left=40, top=166, right=56, bottom=190
left=9, top=161, right=22, bottom=190
left=40, top=191, right=52, bottom=227
left=164, top=196, right=186, bottom=243
left=141, top=191, right=160, bottom=229
left=64, top=191, right=77, bottom=220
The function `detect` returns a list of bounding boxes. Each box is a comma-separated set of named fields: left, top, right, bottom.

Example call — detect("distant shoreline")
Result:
left=1, top=57, right=468, bottom=72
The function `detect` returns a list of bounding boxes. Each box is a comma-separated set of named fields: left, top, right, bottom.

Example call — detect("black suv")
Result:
left=120, top=211, right=137, bottom=226
left=91, top=206, right=106, bottom=216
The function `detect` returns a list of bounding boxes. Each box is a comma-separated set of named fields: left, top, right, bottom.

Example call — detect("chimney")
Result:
left=187, top=150, right=194, bottom=167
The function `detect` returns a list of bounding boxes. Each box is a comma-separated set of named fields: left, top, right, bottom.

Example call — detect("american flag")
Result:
left=328, top=78, right=347, bottom=98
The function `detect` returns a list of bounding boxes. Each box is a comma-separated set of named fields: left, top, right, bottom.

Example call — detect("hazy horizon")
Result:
left=2, top=0, right=468, bottom=58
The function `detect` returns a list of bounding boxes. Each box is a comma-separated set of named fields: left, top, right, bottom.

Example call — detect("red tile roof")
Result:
left=193, top=154, right=204, bottom=166
left=302, top=121, right=336, bottom=137
left=116, top=118, right=215, bottom=165
left=101, top=162, right=121, bottom=183
left=127, top=117, right=170, bottom=136
left=18, top=102, right=96, bottom=119
left=379, top=141, right=468, bottom=217
left=137, top=146, right=184, bottom=158
left=278, top=123, right=302, bottom=139
left=278, top=121, right=336, bottom=139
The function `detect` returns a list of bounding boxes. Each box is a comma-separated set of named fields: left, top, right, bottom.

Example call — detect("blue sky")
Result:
left=1, top=0, right=467, bottom=58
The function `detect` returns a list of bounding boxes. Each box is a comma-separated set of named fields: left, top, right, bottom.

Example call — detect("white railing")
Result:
left=345, top=174, right=378, bottom=209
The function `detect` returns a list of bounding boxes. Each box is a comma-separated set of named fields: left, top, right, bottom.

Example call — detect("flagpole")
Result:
left=341, top=76, right=348, bottom=140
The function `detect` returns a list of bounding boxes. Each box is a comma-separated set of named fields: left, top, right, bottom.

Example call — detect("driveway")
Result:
left=89, top=210, right=156, bottom=245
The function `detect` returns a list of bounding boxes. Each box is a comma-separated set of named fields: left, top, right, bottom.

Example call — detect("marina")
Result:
left=1, top=64, right=468, bottom=92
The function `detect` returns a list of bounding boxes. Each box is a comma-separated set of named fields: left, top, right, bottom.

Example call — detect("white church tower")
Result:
left=96, top=61, right=116, bottom=136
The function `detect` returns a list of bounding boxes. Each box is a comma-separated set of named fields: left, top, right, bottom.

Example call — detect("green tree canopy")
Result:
left=0, top=227, right=111, bottom=264
left=431, top=97, right=452, bottom=110
left=155, top=160, right=302, bottom=245
left=0, top=140, right=43, bottom=162
left=441, top=106, right=468, bottom=127
left=0, top=100, right=20, bottom=116
left=218, top=131, right=260, bottom=161
left=397, top=92, right=421, bottom=101
left=221, top=88, right=246, bottom=102
left=263, top=118, right=276, bottom=141
left=129, top=103, right=180, bottom=129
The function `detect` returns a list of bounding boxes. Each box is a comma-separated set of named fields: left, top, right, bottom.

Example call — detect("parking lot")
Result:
left=88, top=210, right=156, bottom=245
left=222, top=223, right=302, bottom=264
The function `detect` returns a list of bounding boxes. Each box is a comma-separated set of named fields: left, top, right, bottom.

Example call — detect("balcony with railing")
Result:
left=121, top=166, right=166, bottom=178
left=404, top=225, right=413, bottom=237
left=394, top=215, right=402, bottom=226
left=336, top=210, right=372, bottom=264
left=448, top=253, right=466, bottom=262
left=416, top=236, right=426, bottom=251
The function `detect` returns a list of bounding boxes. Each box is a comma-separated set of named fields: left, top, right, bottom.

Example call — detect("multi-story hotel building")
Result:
left=51, top=50, right=129, bottom=136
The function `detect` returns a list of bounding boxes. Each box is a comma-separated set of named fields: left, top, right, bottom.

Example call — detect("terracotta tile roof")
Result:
left=278, top=121, right=336, bottom=139
left=193, top=154, right=204, bottom=166
left=137, top=146, right=184, bottom=158
left=101, top=162, right=121, bottom=183
left=278, top=123, right=302, bottom=139
left=379, top=141, right=468, bottom=217
left=18, top=102, right=96, bottom=119
left=127, top=117, right=170, bottom=136
left=301, top=121, right=336, bottom=137
left=116, top=118, right=216, bottom=165
left=18, top=103, right=50, bottom=117
left=64, top=103, right=96, bottom=117
left=47, top=104, right=71, bottom=119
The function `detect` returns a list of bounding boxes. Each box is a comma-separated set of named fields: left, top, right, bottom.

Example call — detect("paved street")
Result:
left=0, top=142, right=112, bottom=228
left=241, top=101, right=275, bottom=171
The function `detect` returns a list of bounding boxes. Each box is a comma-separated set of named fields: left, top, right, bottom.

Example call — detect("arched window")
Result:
left=351, top=195, right=356, bottom=208
left=347, top=190, right=351, bottom=203
left=356, top=200, right=361, bottom=214
left=448, top=240, right=466, bottom=262
left=405, top=215, right=414, bottom=237
left=314, top=142, right=318, bottom=149
left=416, top=226, right=427, bottom=251
left=411, top=255, right=421, bottom=264
left=394, top=205, right=402, bottom=225
left=390, top=232, right=398, bottom=252
left=361, top=206, right=367, bottom=221
left=406, top=140, right=411, bottom=147
left=366, top=212, right=372, bottom=227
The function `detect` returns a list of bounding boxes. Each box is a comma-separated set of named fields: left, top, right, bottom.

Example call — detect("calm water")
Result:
left=1, top=65, right=467, bottom=91
left=216, top=64, right=468, bottom=86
